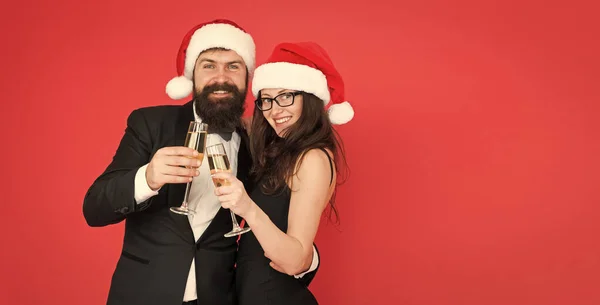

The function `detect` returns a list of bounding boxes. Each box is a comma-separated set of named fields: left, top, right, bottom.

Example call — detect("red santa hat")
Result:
left=165, top=19, right=256, bottom=100
left=251, top=42, right=354, bottom=125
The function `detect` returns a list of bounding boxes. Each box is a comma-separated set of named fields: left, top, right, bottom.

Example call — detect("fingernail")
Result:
left=196, top=170, right=200, bottom=175
left=196, top=160, right=201, bottom=166
left=193, top=151, right=199, bottom=156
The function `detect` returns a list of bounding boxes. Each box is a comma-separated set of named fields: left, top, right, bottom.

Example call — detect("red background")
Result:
left=2, top=0, right=599, bottom=304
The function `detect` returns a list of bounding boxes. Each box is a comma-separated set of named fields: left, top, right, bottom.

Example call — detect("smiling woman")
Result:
left=212, top=41, right=353, bottom=305
left=256, top=90, right=304, bottom=136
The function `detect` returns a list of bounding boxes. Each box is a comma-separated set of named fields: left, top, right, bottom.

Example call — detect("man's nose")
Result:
left=212, top=72, right=229, bottom=84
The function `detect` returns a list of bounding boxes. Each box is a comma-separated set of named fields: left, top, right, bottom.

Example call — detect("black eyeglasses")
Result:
left=255, top=91, right=303, bottom=111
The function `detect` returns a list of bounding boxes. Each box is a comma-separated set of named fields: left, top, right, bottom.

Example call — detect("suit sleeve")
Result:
left=294, top=244, right=320, bottom=279
left=82, top=109, right=156, bottom=227
left=295, top=243, right=321, bottom=287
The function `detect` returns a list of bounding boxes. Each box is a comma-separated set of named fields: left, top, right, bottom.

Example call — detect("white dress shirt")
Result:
left=132, top=107, right=318, bottom=302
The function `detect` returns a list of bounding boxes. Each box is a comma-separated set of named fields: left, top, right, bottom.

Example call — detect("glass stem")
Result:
left=230, top=210, right=241, bottom=229
left=182, top=181, right=192, bottom=208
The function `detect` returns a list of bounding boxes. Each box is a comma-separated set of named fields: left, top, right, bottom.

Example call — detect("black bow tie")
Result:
left=210, top=131, right=233, bottom=141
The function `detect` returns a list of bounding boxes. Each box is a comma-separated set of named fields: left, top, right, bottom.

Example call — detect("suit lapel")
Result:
left=167, top=101, right=196, bottom=243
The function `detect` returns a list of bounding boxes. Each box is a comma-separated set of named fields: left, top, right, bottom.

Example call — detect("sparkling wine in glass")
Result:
left=206, top=143, right=252, bottom=237
left=170, top=121, right=208, bottom=216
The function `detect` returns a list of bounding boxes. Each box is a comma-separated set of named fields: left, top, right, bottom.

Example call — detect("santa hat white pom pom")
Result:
left=165, top=76, right=194, bottom=100
left=327, top=101, right=354, bottom=125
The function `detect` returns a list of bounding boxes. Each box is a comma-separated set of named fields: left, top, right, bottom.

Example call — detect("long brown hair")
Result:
left=250, top=92, right=349, bottom=223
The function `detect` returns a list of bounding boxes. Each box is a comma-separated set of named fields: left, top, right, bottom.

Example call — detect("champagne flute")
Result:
left=206, top=143, right=252, bottom=237
left=170, top=121, right=208, bottom=216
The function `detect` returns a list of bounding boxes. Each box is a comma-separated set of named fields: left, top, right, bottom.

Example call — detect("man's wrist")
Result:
left=145, top=167, right=160, bottom=191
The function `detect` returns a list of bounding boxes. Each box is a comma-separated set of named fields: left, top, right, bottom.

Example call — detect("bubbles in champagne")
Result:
left=184, top=131, right=207, bottom=156
left=208, top=154, right=231, bottom=187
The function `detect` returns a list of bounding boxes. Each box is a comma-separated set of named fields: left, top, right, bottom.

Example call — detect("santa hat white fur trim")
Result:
left=184, top=23, right=255, bottom=78
left=251, top=62, right=331, bottom=104
left=328, top=101, right=354, bottom=125
left=166, top=23, right=256, bottom=100
left=165, top=76, right=194, bottom=100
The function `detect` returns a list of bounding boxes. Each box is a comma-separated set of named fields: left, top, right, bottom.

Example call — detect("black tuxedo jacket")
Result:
left=83, top=101, right=254, bottom=305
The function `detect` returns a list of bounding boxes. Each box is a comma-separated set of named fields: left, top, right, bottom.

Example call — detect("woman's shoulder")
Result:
left=298, top=147, right=333, bottom=165
left=293, top=147, right=335, bottom=183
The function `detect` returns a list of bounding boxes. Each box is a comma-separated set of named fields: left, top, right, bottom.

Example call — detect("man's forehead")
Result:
left=197, top=49, right=244, bottom=63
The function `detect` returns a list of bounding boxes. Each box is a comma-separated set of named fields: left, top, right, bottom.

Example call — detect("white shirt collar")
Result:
left=192, top=102, right=202, bottom=123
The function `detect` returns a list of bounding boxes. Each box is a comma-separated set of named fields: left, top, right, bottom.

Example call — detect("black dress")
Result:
left=236, top=149, right=333, bottom=305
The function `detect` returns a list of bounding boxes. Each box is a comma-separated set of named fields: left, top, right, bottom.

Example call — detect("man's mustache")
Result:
left=200, top=83, right=239, bottom=95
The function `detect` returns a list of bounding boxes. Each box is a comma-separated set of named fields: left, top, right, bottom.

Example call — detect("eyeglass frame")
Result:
left=254, top=91, right=303, bottom=111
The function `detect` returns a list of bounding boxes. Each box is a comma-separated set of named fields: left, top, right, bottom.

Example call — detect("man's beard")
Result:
left=193, top=82, right=246, bottom=133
